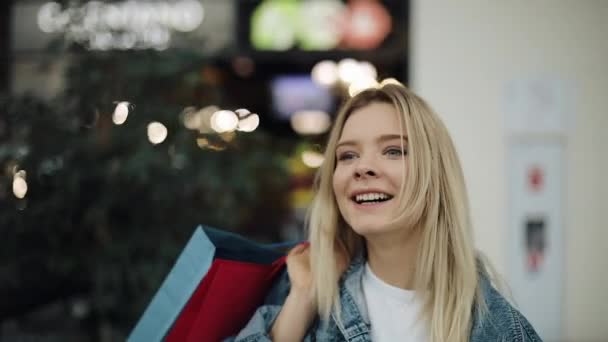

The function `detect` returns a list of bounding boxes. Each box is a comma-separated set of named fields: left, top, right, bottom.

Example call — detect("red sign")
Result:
left=528, top=166, right=544, bottom=192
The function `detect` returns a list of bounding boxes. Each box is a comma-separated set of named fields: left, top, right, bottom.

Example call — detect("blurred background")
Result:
left=0, top=0, right=606, bottom=341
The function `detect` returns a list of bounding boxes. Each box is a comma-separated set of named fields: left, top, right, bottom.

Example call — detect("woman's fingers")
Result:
left=285, top=242, right=313, bottom=293
left=288, top=242, right=310, bottom=257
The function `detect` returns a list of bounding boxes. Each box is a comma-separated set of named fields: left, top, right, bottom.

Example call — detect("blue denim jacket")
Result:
left=227, top=257, right=542, bottom=342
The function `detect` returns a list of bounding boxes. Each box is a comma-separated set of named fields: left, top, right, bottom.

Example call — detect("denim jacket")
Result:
left=227, top=257, right=542, bottom=342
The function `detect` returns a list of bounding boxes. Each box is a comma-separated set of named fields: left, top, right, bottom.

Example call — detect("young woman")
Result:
left=230, top=81, right=541, bottom=341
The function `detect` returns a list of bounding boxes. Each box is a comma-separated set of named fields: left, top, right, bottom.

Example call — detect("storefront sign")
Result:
left=37, top=1, right=205, bottom=50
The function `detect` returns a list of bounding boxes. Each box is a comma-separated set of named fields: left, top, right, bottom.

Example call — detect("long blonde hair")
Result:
left=307, top=82, right=483, bottom=342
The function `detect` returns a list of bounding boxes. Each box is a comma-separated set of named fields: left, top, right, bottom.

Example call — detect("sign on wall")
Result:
left=505, top=76, right=575, bottom=341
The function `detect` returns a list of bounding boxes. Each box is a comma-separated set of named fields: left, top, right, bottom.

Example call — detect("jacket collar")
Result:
left=331, top=255, right=371, bottom=341
left=333, top=255, right=499, bottom=341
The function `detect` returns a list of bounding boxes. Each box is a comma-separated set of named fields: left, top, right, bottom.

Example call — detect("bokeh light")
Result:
left=237, top=113, right=260, bottom=132
left=197, top=105, right=220, bottom=134
left=298, top=0, right=346, bottom=50
left=170, top=0, right=205, bottom=32
left=181, top=106, right=201, bottom=130
left=13, top=171, right=28, bottom=199
left=337, top=58, right=360, bottom=84
left=311, top=60, right=339, bottom=87
left=250, top=0, right=297, bottom=51
left=37, top=2, right=62, bottom=33
left=358, top=61, right=377, bottom=81
left=290, top=110, right=331, bottom=135
left=342, top=0, right=392, bottom=50
left=112, top=101, right=130, bottom=125
left=147, top=122, right=168, bottom=145
left=301, top=151, right=324, bottom=168
left=210, top=110, right=239, bottom=133
left=335, top=59, right=378, bottom=89
left=235, top=108, right=251, bottom=118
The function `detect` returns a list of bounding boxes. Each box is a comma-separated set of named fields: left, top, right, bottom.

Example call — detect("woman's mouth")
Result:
left=351, top=192, right=394, bottom=205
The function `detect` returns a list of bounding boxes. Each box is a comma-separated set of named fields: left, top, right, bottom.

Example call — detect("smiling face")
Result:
left=332, top=101, right=408, bottom=237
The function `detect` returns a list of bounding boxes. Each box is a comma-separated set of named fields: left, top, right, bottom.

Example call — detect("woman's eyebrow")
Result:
left=378, top=134, right=409, bottom=143
left=336, top=135, right=408, bottom=149
left=336, top=140, right=357, bottom=149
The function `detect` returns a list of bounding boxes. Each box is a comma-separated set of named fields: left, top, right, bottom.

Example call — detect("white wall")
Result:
left=410, top=1, right=608, bottom=341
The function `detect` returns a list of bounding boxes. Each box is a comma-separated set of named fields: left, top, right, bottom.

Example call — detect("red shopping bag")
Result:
left=166, top=257, right=286, bottom=341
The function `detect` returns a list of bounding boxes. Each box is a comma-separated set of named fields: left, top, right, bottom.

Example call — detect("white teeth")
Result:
left=355, top=192, right=390, bottom=202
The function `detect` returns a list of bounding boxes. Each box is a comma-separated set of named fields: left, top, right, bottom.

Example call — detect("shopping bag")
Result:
left=128, top=225, right=294, bottom=342
left=128, top=227, right=215, bottom=342
left=165, top=257, right=286, bottom=341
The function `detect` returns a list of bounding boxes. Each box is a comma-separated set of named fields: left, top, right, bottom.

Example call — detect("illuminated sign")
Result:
left=37, top=1, right=205, bottom=51
left=250, top=0, right=392, bottom=51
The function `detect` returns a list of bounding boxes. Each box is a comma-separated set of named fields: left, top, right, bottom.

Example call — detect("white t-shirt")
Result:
left=362, top=263, right=428, bottom=342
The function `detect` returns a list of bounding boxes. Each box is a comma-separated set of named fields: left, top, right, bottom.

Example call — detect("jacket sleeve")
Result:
left=224, top=268, right=292, bottom=342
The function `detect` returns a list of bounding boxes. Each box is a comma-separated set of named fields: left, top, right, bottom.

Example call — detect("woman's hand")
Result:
left=285, top=243, right=313, bottom=296
left=270, top=242, right=349, bottom=341
left=285, top=242, right=350, bottom=297
left=270, top=243, right=315, bottom=341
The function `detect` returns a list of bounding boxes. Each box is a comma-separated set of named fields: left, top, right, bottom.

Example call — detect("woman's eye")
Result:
left=385, top=147, right=406, bottom=157
left=337, top=152, right=357, bottom=161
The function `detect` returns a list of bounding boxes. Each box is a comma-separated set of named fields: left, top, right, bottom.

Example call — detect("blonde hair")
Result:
left=307, top=82, right=483, bottom=342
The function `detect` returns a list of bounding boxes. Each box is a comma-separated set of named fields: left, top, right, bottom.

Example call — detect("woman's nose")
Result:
left=354, top=164, right=378, bottom=179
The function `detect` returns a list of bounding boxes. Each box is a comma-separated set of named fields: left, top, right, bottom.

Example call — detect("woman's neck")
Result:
left=365, top=227, right=421, bottom=290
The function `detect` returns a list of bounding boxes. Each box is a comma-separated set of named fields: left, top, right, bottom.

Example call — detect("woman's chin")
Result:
left=350, top=223, right=393, bottom=237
